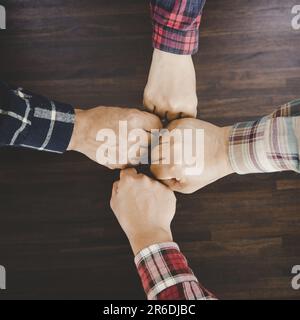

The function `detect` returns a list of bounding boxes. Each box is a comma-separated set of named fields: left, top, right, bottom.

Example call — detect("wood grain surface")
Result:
left=0, top=0, right=299, bottom=299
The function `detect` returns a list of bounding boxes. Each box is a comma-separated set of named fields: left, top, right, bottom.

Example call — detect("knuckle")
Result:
left=167, top=99, right=179, bottom=110
left=138, top=174, right=151, bottom=185
left=143, top=88, right=153, bottom=102
left=188, top=93, right=198, bottom=106
left=125, top=174, right=134, bottom=182
left=191, top=96, right=198, bottom=108
left=139, top=174, right=147, bottom=181
left=128, top=109, right=141, bottom=118
left=168, top=95, right=198, bottom=112
left=146, top=113, right=162, bottom=128
left=167, top=119, right=181, bottom=130
left=127, top=110, right=142, bottom=127
left=110, top=197, right=115, bottom=209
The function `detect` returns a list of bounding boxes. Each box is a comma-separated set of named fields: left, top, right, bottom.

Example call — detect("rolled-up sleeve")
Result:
left=135, top=242, right=216, bottom=300
left=150, top=0, right=206, bottom=55
left=229, top=99, right=300, bottom=174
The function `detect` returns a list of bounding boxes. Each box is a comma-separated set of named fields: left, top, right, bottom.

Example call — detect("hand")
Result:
left=151, top=118, right=234, bottom=194
left=110, top=168, right=176, bottom=255
left=67, top=107, right=162, bottom=169
left=143, top=49, right=198, bottom=120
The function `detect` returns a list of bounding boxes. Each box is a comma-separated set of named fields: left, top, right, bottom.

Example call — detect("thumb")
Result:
left=150, top=164, right=184, bottom=181
left=120, top=168, right=138, bottom=179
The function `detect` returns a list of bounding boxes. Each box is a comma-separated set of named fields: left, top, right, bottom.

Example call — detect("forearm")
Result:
left=0, top=81, right=75, bottom=153
left=229, top=99, right=300, bottom=174
left=135, top=242, right=216, bottom=300
left=150, top=0, right=206, bottom=55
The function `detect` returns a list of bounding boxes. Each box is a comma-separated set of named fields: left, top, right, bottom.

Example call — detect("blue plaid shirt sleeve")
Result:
left=0, top=82, right=75, bottom=153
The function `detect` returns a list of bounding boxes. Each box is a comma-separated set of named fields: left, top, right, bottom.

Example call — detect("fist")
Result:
left=151, top=118, right=234, bottom=194
left=68, top=107, right=162, bottom=169
left=110, top=168, right=176, bottom=255
left=144, top=49, right=198, bottom=120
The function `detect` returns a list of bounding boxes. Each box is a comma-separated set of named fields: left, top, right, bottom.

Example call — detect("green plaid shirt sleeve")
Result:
left=229, top=99, right=300, bottom=174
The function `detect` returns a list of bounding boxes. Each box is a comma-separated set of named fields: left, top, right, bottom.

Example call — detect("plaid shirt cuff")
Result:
left=229, top=99, right=300, bottom=174
left=135, top=242, right=215, bottom=300
left=150, top=1, right=206, bottom=55
left=0, top=82, right=75, bottom=153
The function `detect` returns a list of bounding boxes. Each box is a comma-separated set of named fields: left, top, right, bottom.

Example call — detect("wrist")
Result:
left=67, top=108, right=86, bottom=151
left=153, top=48, right=191, bottom=62
left=129, top=228, right=173, bottom=256
left=220, top=126, right=234, bottom=176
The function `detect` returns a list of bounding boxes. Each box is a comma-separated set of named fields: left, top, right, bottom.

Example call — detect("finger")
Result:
left=128, top=128, right=150, bottom=148
left=150, top=164, right=174, bottom=180
left=151, top=163, right=185, bottom=181
left=127, top=129, right=151, bottom=165
left=137, top=172, right=152, bottom=182
left=166, top=111, right=181, bottom=121
left=140, top=111, right=163, bottom=132
left=180, top=109, right=197, bottom=119
left=108, top=163, right=127, bottom=170
left=154, top=107, right=167, bottom=120
left=151, top=140, right=171, bottom=165
left=143, top=101, right=167, bottom=120
left=165, top=178, right=201, bottom=194
left=151, top=144, right=161, bottom=165
left=161, top=178, right=181, bottom=191
left=120, top=168, right=138, bottom=180
left=143, top=97, right=155, bottom=113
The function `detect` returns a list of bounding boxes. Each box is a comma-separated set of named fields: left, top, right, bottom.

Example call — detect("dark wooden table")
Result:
left=0, top=0, right=300, bottom=299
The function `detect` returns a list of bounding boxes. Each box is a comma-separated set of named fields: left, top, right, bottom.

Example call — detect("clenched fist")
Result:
left=68, top=107, right=162, bottom=169
left=151, top=118, right=234, bottom=194
left=110, top=168, right=176, bottom=255
left=144, top=49, right=198, bottom=120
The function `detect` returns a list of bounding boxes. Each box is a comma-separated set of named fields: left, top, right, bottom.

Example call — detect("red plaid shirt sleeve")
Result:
left=150, top=0, right=206, bottom=55
left=134, top=242, right=216, bottom=300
